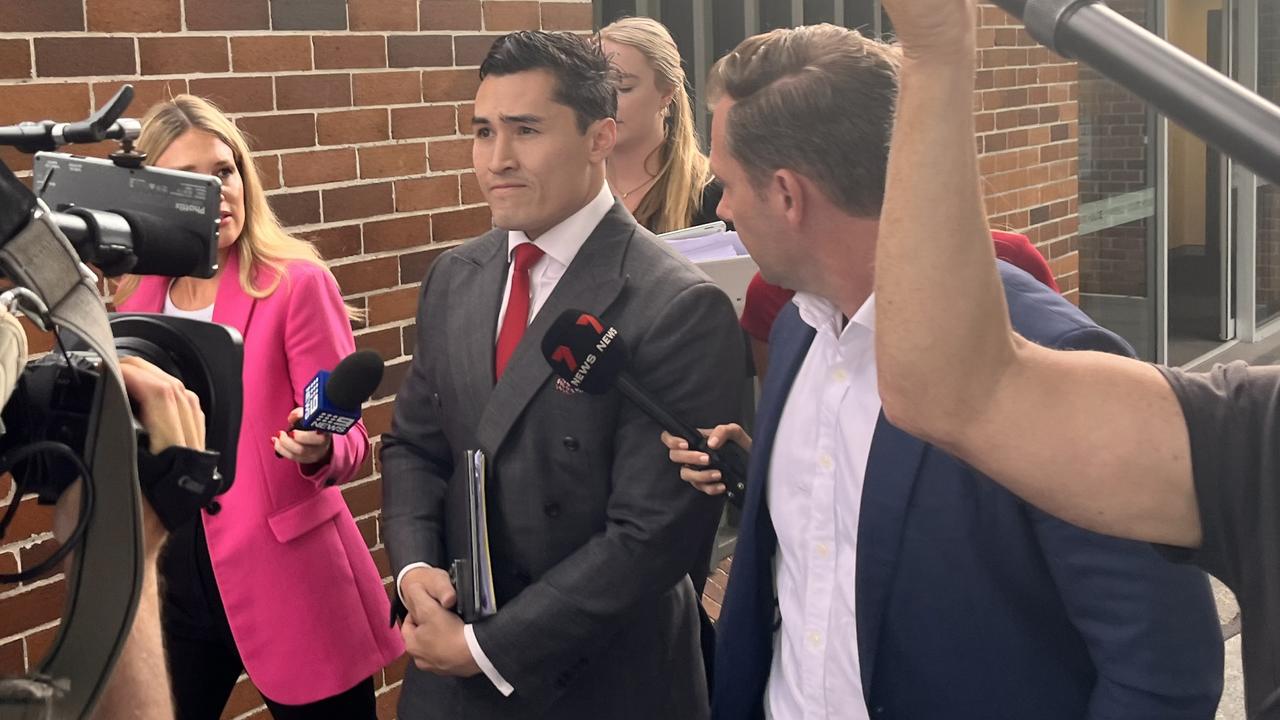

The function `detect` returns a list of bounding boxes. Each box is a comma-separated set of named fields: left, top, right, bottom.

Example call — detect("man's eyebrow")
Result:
left=472, top=113, right=544, bottom=127
left=498, top=113, right=543, bottom=124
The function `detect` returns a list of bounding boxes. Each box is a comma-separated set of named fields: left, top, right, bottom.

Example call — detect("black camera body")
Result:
left=0, top=313, right=244, bottom=506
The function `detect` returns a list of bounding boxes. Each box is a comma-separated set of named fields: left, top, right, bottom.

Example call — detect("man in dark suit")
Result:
left=669, top=24, right=1224, bottom=719
left=380, top=31, right=743, bottom=720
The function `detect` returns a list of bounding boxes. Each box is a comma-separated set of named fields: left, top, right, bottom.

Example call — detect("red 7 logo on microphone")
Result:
left=576, top=314, right=604, bottom=333
left=551, top=345, right=578, bottom=371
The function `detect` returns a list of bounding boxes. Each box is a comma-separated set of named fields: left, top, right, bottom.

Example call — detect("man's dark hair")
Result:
left=708, top=24, right=901, bottom=217
left=480, top=31, right=617, bottom=133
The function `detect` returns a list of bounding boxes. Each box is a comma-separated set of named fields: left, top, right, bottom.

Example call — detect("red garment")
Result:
left=495, top=242, right=545, bottom=380
left=990, top=230, right=1059, bottom=293
left=739, top=230, right=1057, bottom=342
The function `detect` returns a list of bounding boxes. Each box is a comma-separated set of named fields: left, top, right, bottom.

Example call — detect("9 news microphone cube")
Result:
left=300, top=370, right=360, bottom=434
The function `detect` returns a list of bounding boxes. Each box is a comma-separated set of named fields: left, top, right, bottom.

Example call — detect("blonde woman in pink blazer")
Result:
left=114, top=95, right=403, bottom=719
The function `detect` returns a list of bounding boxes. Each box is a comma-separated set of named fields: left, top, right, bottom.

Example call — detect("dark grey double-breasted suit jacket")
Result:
left=381, top=201, right=744, bottom=719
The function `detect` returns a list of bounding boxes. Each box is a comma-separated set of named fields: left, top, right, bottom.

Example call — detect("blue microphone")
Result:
left=295, top=350, right=385, bottom=434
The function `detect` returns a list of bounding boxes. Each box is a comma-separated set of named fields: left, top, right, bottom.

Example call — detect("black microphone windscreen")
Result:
left=540, top=309, right=629, bottom=395
left=114, top=209, right=209, bottom=277
left=325, top=350, right=385, bottom=411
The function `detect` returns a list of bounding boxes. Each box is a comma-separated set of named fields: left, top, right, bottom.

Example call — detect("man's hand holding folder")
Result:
left=398, top=448, right=497, bottom=678
left=399, top=566, right=482, bottom=677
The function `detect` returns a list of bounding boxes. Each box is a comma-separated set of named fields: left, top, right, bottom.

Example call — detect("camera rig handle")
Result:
left=0, top=85, right=141, bottom=157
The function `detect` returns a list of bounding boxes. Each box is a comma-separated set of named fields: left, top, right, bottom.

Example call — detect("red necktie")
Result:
left=495, top=242, right=545, bottom=380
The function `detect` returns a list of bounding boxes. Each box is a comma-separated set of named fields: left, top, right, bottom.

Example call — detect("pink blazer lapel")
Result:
left=211, top=249, right=256, bottom=338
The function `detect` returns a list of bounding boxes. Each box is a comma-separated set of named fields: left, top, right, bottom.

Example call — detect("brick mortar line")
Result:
left=354, top=318, right=416, bottom=334
left=290, top=206, right=484, bottom=233
left=3, top=31, right=527, bottom=39
left=273, top=173, right=460, bottom=193
left=271, top=137, right=468, bottom=154
left=0, top=530, right=56, bottom=557
left=0, top=619, right=59, bottom=652
left=7, top=70, right=483, bottom=85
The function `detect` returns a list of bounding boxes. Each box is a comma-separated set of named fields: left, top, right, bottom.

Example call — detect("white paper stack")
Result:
left=659, top=221, right=749, bottom=262
left=659, top=222, right=757, bottom=317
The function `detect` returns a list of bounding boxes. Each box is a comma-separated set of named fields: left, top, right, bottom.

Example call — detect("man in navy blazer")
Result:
left=680, top=24, right=1224, bottom=719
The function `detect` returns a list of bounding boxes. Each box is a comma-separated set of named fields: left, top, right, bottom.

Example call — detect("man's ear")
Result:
left=587, top=117, right=617, bottom=162
left=772, top=169, right=807, bottom=228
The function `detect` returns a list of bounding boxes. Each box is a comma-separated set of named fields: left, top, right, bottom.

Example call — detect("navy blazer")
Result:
left=713, top=262, right=1224, bottom=720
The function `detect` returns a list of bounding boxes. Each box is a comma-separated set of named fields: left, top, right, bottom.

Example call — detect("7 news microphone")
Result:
left=292, top=349, right=385, bottom=434
left=541, top=309, right=751, bottom=507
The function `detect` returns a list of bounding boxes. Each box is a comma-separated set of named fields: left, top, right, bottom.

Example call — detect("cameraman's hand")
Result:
left=274, top=407, right=334, bottom=466
left=119, top=355, right=206, bottom=454
left=54, top=357, right=207, bottom=555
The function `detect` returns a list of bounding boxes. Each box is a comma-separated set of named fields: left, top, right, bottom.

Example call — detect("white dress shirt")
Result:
left=396, top=181, right=615, bottom=696
left=765, top=292, right=879, bottom=720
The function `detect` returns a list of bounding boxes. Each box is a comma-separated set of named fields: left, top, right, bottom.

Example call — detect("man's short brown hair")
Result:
left=708, top=24, right=901, bottom=217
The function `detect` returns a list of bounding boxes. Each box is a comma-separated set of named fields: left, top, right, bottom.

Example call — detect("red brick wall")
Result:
left=0, top=2, right=590, bottom=718
left=974, top=4, right=1082, bottom=303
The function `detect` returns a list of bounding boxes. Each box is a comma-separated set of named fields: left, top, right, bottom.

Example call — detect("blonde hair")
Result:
left=600, top=17, right=712, bottom=234
left=113, top=95, right=358, bottom=318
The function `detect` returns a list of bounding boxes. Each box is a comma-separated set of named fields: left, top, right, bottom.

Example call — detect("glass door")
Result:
left=1252, top=0, right=1280, bottom=328
left=1166, top=0, right=1238, bottom=365
left=1077, top=0, right=1161, bottom=361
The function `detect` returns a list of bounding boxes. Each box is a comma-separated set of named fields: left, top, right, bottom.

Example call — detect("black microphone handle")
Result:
left=989, top=0, right=1280, bottom=187
left=614, top=373, right=704, bottom=442
left=614, top=373, right=750, bottom=507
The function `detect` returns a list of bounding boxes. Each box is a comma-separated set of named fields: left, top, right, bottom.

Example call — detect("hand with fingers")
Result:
left=55, top=355, right=210, bottom=556
left=398, top=566, right=481, bottom=677
left=272, top=407, right=334, bottom=467
left=661, top=424, right=753, bottom=497
left=880, top=0, right=979, bottom=64
left=121, top=355, right=206, bottom=456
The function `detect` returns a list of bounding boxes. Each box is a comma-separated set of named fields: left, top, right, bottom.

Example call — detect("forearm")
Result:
left=92, top=564, right=172, bottom=720
left=299, top=423, right=368, bottom=486
left=875, top=39, right=1015, bottom=438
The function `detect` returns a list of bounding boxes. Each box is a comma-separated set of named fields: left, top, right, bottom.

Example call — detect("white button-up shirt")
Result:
left=765, top=292, right=880, bottom=720
left=397, top=181, right=615, bottom=696
left=494, top=182, right=615, bottom=338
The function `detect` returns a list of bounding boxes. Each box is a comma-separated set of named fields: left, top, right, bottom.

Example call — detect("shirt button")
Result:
left=832, top=368, right=849, bottom=382
left=818, top=454, right=834, bottom=471
left=806, top=631, right=823, bottom=649
left=815, top=543, right=830, bottom=558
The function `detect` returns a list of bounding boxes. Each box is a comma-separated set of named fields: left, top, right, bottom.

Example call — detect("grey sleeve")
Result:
left=1155, top=362, right=1280, bottom=588
left=380, top=262, right=454, bottom=576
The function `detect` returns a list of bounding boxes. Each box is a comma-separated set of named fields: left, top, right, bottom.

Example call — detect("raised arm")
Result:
left=873, top=0, right=1201, bottom=547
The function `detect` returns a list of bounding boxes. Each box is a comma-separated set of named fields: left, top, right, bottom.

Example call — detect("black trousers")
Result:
left=159, top=520, right=378, bottom=720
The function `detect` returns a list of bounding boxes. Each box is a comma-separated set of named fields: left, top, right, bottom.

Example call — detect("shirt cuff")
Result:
left=396, top=562, right=432, bottom=603
left=464, top=624, right=514, bottom=697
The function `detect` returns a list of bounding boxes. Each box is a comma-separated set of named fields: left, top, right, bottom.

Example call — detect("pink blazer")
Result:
left=119, top=251, right=403, bottom=704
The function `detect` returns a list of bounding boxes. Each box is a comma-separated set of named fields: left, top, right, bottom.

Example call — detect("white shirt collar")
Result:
left=793, top=291, right=876, bottom=341
left=506, top=182, right=615, bottom=266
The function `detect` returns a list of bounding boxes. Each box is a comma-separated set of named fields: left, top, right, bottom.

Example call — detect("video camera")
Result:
left=0, top=84, right=243, bottom=718
left=0, top=83, right=242, bottom=535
